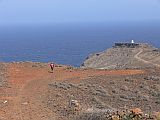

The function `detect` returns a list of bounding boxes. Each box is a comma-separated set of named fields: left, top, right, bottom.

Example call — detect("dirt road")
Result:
left=0, top=62, right=145, bottom=120
left=135, top=49, right=160, bottom=67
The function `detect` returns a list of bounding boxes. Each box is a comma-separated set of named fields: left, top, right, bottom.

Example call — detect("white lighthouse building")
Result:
left=131, top=40, right=135, bottom=44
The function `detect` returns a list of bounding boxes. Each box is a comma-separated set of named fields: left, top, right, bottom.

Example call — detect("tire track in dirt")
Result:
left=135, top=49, right=160, bottom=67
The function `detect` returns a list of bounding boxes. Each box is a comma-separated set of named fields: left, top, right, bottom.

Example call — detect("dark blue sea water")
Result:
left=0, top=22, right=160, bottom=67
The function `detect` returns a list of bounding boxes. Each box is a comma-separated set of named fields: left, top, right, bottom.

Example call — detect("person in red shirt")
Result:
left=49, top=62, right=55, bottom=73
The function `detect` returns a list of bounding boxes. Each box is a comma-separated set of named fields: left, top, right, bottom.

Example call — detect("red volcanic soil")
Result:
left=0, top=62, right=145, bottom=120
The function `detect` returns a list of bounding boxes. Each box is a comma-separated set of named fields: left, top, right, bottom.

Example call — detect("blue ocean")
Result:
left=0, top=22, right=160, bottom=67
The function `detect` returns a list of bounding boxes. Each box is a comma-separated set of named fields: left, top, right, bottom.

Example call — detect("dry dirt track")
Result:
left=134, top=49, right=160, bottom=67
left=0, top=62, right=145, bottom=120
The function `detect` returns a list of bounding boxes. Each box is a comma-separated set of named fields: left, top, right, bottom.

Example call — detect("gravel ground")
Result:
left=0, top=63, right=7, bottom=87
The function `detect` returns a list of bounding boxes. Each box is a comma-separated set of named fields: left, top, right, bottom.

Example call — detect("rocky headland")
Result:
left=82, top=42, right=160, bottom=69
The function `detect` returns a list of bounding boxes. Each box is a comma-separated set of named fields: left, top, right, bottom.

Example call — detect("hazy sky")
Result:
left=0, top=0, right=160, bottom=24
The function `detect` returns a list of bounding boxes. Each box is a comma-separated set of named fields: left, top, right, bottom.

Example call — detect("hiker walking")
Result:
left=49, top=62, right=55, bottom=73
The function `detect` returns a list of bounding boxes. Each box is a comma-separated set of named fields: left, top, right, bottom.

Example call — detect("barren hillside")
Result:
left=81, top=43, right=160, bottom=69
left=0, top=61, right=160, bottom=120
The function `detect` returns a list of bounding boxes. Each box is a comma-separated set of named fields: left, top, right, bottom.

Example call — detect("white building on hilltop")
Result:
left=131, top=40, right=135, bottom=44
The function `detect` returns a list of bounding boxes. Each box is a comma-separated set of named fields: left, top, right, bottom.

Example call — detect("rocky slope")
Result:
left=0, top=63, right=7, bottom=87
left=2, top=62, right=160, bottom=120
left=81, top=43, right=160, bottom=69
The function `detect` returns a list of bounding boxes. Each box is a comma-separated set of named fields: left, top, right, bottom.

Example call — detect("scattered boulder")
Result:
left=130, top=108, right=143, bottom=115
left=69, top=100, right=81, bottom=114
